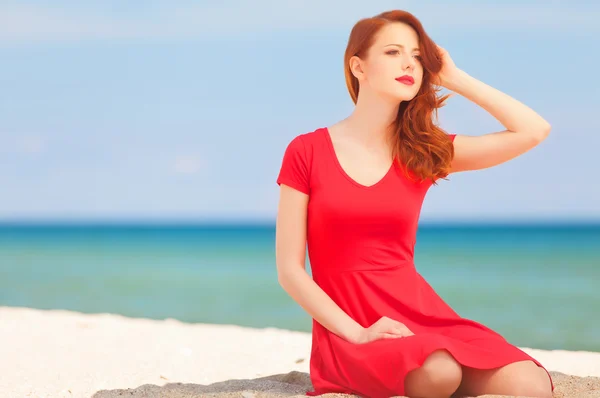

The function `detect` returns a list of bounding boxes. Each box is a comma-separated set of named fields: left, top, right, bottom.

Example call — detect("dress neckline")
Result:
left=322, top=127, right=395, bottom=189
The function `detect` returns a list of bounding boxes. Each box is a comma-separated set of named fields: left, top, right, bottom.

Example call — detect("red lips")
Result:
left=396, top=75, right=414, bottom=85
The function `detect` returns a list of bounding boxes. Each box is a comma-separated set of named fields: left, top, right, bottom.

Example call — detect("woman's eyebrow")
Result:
left=385, top=44, right=420, bottom=51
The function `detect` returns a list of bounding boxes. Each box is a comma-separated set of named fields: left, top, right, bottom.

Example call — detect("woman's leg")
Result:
left=404, top=349, right=463, bottom=398
left=453, top=360, right=553, bottom=398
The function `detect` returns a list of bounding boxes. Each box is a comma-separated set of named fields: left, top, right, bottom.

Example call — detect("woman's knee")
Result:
left=456, top=361, right=552, bottom=398
left=511, top=368, right=553, bottom=398
left=405, top=349, right=462, bottom=396
left=423, top=350, right=462, bottom=388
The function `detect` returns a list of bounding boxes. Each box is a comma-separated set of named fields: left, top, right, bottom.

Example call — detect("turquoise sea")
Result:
left=0, top=222, right=598, bottom=352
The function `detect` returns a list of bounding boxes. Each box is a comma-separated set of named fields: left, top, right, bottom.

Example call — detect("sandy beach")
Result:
left=1, top=306, right=599, bottom=398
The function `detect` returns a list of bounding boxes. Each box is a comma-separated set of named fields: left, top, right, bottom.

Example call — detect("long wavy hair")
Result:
left=344, top=10, right=454, bottom=184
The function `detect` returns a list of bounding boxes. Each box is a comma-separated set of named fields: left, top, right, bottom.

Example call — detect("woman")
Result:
left=275, top=9, right=554, bottom=398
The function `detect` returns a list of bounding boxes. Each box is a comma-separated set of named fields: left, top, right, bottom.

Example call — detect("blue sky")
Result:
left=1, top=1, right=598, bottom=223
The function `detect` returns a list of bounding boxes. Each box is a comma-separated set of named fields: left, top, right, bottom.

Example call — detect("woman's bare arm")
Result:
left=275, top=184, right=363, bottom=343
left=448, top=69, right=551, bottom=173
left=434, top=46, right=551, bottom=174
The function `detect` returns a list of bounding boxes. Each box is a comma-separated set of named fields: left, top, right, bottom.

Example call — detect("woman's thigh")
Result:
left=453, top=360, right=552, bottom=398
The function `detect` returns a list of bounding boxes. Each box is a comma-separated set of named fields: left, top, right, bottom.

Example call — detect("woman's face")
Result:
left=352, top=22, right=424, bottom=102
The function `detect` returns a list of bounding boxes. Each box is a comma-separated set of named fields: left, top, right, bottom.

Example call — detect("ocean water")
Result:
left=0, top=222, right=598, bottom=352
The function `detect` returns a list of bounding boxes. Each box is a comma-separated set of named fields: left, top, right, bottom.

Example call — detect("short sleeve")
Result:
left=276, top=135, right=310, bottom=195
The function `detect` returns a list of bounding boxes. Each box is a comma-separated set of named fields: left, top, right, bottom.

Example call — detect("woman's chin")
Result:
left=394, top=92, right=418, bottom=102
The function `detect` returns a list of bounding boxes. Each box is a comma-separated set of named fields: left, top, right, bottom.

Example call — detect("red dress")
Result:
left=276, top=127, right=554, bottom=398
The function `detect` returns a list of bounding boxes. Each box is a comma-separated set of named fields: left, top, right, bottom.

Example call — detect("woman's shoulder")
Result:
left=282, top=127, right=327, bottom=158
left=288, top=126, right=326, bottom=145
left=277, top=127, right=327, bottom=194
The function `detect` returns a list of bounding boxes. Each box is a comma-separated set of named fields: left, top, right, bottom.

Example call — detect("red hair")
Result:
left=344, top=10, right=454, bottom=184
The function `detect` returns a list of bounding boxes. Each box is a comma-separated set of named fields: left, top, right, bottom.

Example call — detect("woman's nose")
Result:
left=401, top=54, right=415, bottom=70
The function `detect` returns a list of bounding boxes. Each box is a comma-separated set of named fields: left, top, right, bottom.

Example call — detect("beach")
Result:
left=1, top=306, right=599, bottom=398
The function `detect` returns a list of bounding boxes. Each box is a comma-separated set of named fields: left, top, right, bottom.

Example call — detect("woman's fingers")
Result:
left=394, top=327, right=414, bottom=337
left=380, top=332, right=406, bottom=339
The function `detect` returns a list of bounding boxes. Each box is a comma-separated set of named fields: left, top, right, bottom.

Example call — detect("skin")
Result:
left=276, top=21, right=553, bottom=398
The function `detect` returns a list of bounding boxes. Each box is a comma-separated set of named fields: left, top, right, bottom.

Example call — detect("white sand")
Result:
left=1, top=306, right=599, bottom=398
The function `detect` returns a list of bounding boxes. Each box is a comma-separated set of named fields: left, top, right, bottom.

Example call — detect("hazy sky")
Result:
left=1, top=1, right=598, bottom=223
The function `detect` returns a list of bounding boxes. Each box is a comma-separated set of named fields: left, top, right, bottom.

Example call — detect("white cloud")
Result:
left=17, top=136, right=46, bottom=154
left=173, top=154, right=202, bottom=174
left=0, top=2, right=597, bottom=44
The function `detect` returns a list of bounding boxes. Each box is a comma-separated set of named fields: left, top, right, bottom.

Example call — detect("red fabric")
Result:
left=276, top=127, right=554, bottom=398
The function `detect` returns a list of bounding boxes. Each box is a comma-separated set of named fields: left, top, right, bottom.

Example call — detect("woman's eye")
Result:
left=387, top=50, right=421, bottom=61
